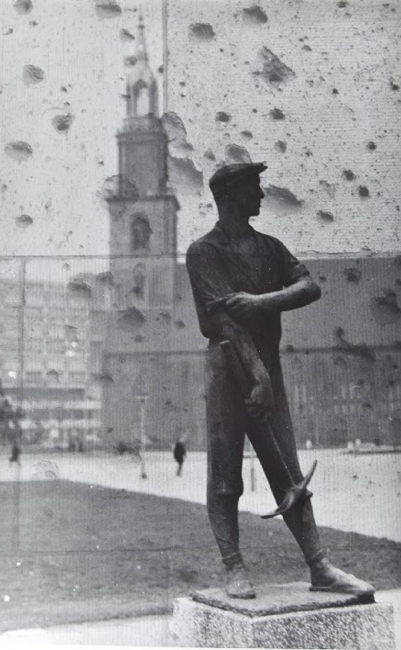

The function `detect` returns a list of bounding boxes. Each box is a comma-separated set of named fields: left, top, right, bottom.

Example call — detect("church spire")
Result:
left=136, top=14, right=148, bottom=62
left=124, top=16, right=159, bottom=118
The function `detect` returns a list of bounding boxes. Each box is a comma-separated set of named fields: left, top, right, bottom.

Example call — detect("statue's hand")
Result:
left=245, top=375, right=275, bottom=420
left=222, top=292, right=263, bottom=318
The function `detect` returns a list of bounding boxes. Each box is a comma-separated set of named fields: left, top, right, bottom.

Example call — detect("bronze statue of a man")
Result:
left=186, top=162, right=374, bottom=599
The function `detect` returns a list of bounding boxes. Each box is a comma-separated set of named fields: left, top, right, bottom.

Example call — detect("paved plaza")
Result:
left=2, top=448, right=400, bottom=541
left=1, top=448, right=400, bottom=646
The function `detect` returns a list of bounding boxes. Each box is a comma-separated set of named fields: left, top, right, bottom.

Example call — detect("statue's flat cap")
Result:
left=209, top=162, right=267, bottom=198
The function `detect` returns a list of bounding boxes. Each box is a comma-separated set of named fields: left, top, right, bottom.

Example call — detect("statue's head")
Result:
left=209, top=162, right=267, bottom=217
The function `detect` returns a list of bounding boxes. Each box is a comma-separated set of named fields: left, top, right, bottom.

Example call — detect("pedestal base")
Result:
left=171, top=582, right=395, bottom=649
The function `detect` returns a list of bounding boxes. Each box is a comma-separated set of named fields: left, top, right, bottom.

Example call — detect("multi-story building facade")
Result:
left=0, top=273, right=103, bottom=448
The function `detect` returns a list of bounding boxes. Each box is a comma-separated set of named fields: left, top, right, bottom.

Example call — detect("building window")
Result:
left=131, top=214, right=151, bottom=251
left=132, top=264, right=146, bottom=300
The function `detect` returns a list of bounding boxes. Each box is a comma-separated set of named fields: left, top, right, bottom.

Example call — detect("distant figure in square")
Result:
left=9, top=441, right=21, bottom=466
left=8, top=417, right=22, bottom=467
left=174, top=437, right=187, bottom=476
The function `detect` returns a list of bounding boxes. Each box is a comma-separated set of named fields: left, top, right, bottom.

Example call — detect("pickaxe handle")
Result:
left=219, top=340, right=317, bottom=518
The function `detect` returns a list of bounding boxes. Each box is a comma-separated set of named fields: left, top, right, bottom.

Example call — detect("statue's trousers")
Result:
left=205, top=338, right=313, bottom=564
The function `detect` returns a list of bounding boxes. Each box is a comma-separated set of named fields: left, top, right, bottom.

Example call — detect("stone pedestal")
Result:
left=171, top=582, right=395, bottom=649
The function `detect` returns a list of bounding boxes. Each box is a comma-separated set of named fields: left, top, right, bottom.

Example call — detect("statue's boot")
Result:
left=310, top=558, right=375, bottom=597
left=225, top=564, right=256, bottom=599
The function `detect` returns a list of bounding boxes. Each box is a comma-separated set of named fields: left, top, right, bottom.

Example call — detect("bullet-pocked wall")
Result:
left=165, top=0, right=401, bottom=255
left=1, top=0, right=399, bottom=256
left=0, top=0, right=164, bottom=258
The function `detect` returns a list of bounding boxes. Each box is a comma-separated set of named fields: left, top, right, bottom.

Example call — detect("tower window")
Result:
left=134, top=81, right=150, bottom=116
left=131, top=214, right=151, bottom=251
left=132, top=264, right=146, bottom=300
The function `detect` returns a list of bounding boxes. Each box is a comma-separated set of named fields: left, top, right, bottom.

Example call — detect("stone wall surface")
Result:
left=0, top=0, right=399, bottom=258
left=166, top=0, right=401, bottom=255
left=0, top=0, right=163, bottom=258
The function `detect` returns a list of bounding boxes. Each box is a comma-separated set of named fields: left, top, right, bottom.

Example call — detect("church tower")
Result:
left=103, top=17, right=182, bottom=449
left=107, top=16, right=179, bottom=311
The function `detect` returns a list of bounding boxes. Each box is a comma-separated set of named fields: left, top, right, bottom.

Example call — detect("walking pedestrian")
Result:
left=173, top=437, right=187, bottom=476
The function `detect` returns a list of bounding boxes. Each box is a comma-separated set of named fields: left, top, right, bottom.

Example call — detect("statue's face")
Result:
left=232, top=174, right=264, bottom=217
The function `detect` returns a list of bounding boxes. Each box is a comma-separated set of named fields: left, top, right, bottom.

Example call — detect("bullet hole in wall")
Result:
left=275, top=140, right=287, bottom=153
left=255, top=48, right=295, bottom=86
left=216, top=111, right=231, bottom=122
left=169, top=155, right=204, bottom=193
left=189, top=23, right=215, bottom=40
left=118, top=307, right=146, bottom=332
left=204, top=149, right=216, bottom=161
left=332, top=88, right=339, bottom=94
left=390, top=81, right=399, bottom=91
left=52, top=114, right=73, bottom=132
left=23, top=65, right=45, bottom=84
left=343, top=169, right=355, bottom=181
left=373, top=290, right=401, bottom=316
left=16, top=214, right=33, bottom=228
left=242, top=5, right=268, bottom=24
left=67, top=280, right=91, bottom=298
left=241, top=130, right=253, bottom=139
left=95, top=2, right=122, bottom=19
left=358, top=185, right=370, bottom=198
left=120, top=28, right=135, bottom=41
left=317, top=210, right=334, bottom=222
left=92, top=372, right=114, bottom=384
left=344, top=267, right=362, bottom=283
left=319, top=180, right=337, bottom=198
left=225, top=144, right=251, bottom=164
left=14, top=0, right=32, bottom=14
left=270, top=108, right=285, bottom=120
left=5, top=141, right=33, bottom=160
left=264, top=185, right=303, bottom=206
left=96, top=271, right=114, bottom=286
left=334, top=327, right=376, bottom=362
left=367, top=141, right=377, bottom=150
left=161, top=112, right=193, bottom=153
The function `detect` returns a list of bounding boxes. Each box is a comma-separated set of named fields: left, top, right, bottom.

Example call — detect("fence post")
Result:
left=12, top=258, right=26, bottom=552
